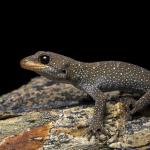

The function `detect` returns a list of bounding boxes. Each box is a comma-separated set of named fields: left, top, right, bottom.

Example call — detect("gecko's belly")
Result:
left=100, top=86, right=145, bottom=94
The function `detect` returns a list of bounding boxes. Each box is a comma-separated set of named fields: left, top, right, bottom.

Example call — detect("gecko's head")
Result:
left=20, top=51, right=72, bottom=81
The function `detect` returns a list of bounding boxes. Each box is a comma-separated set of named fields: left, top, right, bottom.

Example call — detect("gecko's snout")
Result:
left=20, top=58, right=29, bottom=69
left=20, top=57, right=46, bottom=71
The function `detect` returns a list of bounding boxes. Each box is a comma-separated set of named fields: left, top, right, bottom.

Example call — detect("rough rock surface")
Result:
left=0, top=76, right=150, bottom=150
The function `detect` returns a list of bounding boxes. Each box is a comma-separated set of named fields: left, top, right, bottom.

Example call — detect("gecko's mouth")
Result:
left=20, top=58, right=47, bottom=71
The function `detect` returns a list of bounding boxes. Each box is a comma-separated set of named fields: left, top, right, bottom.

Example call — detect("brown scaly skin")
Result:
left=20, top=51, right=150, bottom=140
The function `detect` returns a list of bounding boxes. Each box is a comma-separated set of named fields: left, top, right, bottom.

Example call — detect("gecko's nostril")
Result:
left=20, top=58, right=28, bottom=68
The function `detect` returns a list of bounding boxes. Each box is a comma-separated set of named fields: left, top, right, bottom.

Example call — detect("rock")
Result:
left=0, top=77, right=88, bottom=113
left=0, top=76, right=150, bottom=150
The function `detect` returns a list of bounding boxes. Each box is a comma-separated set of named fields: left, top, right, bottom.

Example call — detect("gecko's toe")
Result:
left=85, top=123, right=111, bottom=141
left=124, top=112, right=132, bottom=121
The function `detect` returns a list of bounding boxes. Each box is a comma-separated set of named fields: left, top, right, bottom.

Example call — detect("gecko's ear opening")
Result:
left=62, top=69, right=67, bottom=74
left=61, top=63, right=70, bottom=74
left=57, top=63, right=70, bottom=75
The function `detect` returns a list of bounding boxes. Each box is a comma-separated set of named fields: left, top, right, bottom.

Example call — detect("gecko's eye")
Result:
left=39, top=55, right=50, bottom=64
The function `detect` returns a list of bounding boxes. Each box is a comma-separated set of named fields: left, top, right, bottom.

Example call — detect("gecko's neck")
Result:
left=66, top=60, right=88, bottom=85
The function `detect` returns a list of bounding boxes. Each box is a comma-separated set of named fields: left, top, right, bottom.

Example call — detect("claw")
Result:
left=99, top=126, right=111, bottom=137
left=85, top=123, right=111, bottom=141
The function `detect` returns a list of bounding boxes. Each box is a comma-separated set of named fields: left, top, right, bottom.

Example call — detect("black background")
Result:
left=0, top=5, right=149, bottom=95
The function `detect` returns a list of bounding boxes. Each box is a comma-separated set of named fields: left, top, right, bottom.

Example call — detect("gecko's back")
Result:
left=79, top=61, right=150, bottom=93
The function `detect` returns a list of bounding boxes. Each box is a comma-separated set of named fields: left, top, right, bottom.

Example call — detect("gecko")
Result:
left=20, top=51, right=150, bottom=139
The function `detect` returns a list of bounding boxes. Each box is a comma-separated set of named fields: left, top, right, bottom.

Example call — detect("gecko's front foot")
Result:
left=86, top=119, right=111, bottom=141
